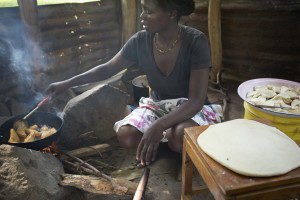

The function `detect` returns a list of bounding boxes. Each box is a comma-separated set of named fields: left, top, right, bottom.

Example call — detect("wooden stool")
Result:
left=181, top=125, right=300, bottom=200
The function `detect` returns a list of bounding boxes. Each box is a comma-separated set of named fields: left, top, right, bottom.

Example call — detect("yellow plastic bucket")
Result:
left=244, top=101, right=300, bottom=145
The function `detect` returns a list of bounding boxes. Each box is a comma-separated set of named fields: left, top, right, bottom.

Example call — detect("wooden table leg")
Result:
left=181, top=137, right=193, bottom=200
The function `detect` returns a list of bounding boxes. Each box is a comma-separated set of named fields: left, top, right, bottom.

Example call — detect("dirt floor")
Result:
left=99, top=83, right=245, bottom=200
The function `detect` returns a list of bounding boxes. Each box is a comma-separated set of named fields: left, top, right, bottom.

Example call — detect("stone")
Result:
left=0, top=144, right=80, bottom=200
left=60, top=84, right=129, bottom=149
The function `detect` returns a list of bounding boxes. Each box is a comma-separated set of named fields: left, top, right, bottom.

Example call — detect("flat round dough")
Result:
left=197, top=119, right=300, bottom=177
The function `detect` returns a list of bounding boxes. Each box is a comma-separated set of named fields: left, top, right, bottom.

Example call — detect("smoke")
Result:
left=0, top=15, right=49, bottom=105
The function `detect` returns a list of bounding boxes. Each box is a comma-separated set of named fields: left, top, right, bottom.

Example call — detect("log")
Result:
left=59, top=143, right=111, bottom=160
left=88, top=159, right=116, bottom=170
left=60, top=174, right=137, bottom=195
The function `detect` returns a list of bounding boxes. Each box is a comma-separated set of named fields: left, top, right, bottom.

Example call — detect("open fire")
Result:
left=41, top=141, right=60, bottom=156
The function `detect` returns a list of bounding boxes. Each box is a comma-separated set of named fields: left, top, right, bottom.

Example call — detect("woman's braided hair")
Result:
left=154, top=0, right=195, bottom=21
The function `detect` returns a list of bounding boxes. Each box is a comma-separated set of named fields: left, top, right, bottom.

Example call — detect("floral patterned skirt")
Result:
left=114, top=97, right=223, bottom=142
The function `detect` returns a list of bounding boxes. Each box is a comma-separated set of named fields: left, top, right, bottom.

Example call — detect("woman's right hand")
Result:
left=45, top=80, right=70, bottom=96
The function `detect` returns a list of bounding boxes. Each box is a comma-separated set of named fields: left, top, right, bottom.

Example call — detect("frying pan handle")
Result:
left=38, top=95, right=51, bottom=107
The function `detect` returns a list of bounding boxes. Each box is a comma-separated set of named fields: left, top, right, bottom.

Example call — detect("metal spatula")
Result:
left=13, top=95, right=51, bottom=130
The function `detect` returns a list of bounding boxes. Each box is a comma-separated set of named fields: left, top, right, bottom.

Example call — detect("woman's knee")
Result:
left=167, top=121, right=198, bottom=153
left=166, top=127, right=182, bottom=153
left=116, top=125, right=142, bottom=149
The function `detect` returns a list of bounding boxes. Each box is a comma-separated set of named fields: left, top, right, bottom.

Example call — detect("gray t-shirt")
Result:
left=121, top=25, right=212, bottom=103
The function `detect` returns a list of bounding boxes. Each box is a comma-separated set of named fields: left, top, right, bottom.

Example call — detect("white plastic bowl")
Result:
left=237, top=78, right=300, bottom=118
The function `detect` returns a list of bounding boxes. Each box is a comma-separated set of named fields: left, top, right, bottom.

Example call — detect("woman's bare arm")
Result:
left=136, top=67, right=210, bottom=164
left=63, top=51, right=134, bottom=87
left=46, top=51, right=135, bottom=94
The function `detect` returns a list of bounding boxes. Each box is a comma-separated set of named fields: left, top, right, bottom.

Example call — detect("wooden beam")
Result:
left=17, top=0, right=40, bottom=42
left=121, top=0, right=137, bottom=45
left=208, top=0, right=222, bottom=82
left=17, top=0, right=43, bottom=84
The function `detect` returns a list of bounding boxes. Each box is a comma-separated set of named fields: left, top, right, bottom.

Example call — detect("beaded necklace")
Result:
left=153, top=27, right=182, bottom=54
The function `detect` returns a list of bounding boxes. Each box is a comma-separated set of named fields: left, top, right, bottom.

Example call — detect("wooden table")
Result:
left=181, top=125, right=300, bottom=200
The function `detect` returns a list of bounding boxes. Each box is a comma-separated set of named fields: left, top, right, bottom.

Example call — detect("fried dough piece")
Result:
left=41, top=128, right=56, bottom=139
left=29, top=124, right=38, bottom=131
left=16, top=126, right=27, bottom=138
left=8, top=129, right=20, bottom=143
left=41, top=126, right=49, bottom=132
left=24, top=133, right=35, bottom=143
left=25, top=129, right=42, bottom=137
left=13, top=120, right=28, bottom=130
left=49, top=128, right=56, bottom=134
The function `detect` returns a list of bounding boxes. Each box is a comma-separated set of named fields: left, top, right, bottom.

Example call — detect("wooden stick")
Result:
left=133, top=167, right=150, bottom=200
left=88, top=159, right=116, bottom=170
left=62, top=159, right=95, bottom=175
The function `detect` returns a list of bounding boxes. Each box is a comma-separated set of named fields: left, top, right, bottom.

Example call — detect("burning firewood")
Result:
left=60, top=174, right=137, bottom=196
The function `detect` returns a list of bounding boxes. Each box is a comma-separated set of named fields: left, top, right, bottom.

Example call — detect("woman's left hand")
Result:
left=136, top=125, right=164, bottom=166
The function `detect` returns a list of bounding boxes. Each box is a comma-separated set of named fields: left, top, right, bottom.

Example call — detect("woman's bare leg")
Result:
left=166, top=119, right=198, bottom=153
left=116, top=125, right=143, bottom=149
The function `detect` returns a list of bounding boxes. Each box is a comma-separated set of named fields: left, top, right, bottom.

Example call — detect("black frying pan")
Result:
left=0, top=112, right=63, bottom=150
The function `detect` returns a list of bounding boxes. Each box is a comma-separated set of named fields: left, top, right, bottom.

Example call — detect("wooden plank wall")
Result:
left=38, top=0, right=122, bottom=81
left=0, top=7, right=22, bottom=42
left=0, top=0, right=122, bottom=83
left=178, top=0, right=300, bottom=82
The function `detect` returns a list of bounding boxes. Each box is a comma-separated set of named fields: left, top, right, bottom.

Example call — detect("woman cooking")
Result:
left=46, top=0, right=222, bottom=167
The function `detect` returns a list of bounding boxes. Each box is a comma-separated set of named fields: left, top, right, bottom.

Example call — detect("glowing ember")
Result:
left=42, top=142, right=60, bottom=156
